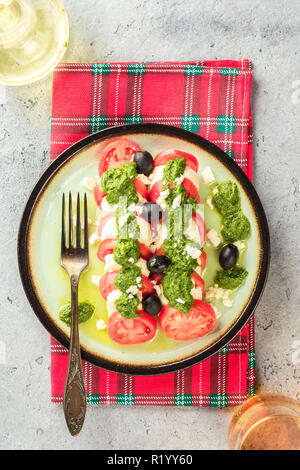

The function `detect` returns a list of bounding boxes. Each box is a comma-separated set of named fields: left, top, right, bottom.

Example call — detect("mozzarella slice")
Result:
left=100, top=217, right=118, bottom=240
left=106, top=290, right=122, bottom=316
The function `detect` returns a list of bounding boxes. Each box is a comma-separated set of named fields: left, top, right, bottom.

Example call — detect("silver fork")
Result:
left=61, top=192, right=89, bottom=436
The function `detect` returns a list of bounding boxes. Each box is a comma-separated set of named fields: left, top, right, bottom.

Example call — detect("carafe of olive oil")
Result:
left=0, top=0, right=68, bottom=85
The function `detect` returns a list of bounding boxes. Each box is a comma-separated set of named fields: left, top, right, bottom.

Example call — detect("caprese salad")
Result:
left=59, top=137, right=251, bottom=346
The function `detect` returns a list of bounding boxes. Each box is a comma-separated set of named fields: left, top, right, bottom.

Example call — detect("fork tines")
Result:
left=61, top=192, right=88, bottom=252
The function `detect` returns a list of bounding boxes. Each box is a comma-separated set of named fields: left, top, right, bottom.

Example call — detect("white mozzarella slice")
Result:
left=104, top=254, right=121, bottom=273
left=106, top=290, right=122, bottom=316
left=100, top=217, right=118, bottom=240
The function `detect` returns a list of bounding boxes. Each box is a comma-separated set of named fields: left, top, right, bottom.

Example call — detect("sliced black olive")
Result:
left=147, top=255, right=170, bottom=274
left=142, top=202, right=163, bottom=222
left=133, top=151, right=154, bottom=176
left=219, top=244, right=238, bottom=270
left=142, top=294, right=162, bottom=316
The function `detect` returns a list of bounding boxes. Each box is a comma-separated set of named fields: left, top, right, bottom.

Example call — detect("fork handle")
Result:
left=63, top=274, right=86, bottom=436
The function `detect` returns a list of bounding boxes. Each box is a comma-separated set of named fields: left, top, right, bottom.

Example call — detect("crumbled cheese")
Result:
left=156, top=189, right=170, bottom=208
left=136, top=276, right=142, bottom=287
left=175, top=175, right=184, bottom=185
left=128, top=257, right=135, bottom=264
left=89, top=233, right=100, bottom=245
left=96, top=319, right=107, bottom=330
left=91, top=275, right=101, bottom=286
left=205, top=284, right=232, bottom=308
left=82, top=176, right=96, bottom=191
left=206, top=229, right=221, bottom=247
left=185, top=244, right=202, bottom=259
left=201, top=167, right=215, bottom=184
left=126, top=285, right=139, bottom=296
left=175, top=298, right=185, bottom=304
left=191, top=286, right=203, bottom=300
left=234, top=241, right=246, bottom=250
left=212, top=187, right=218, bottom=195
left=206, top=197, right=214, bottom=210
left=172, top=194, right=182, bottom=209
left=128, top=294, right=134, bottom=299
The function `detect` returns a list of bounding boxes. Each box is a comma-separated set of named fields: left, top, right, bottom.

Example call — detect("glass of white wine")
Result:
left=0, top=0, right=68, bottom=85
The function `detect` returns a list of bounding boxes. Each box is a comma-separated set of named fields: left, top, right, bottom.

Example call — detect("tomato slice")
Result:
left=139, top=242, right=152, bottom=260
left=99, top=271, right=118, bottom=300
left=155, top=245, right=164, bottom=256
left=148, top=180, right=163, bottom=202
left=97, top=212, right=115, bottom=238
left=199, top=250, right=207, bottom=270
left=98, top=138, right=141, bottom=176
left=97, top=238, right=118, bottom=263
left=94, top=182, right=106, bottom=207
left=191, top=272, right=205, bottom=297
left=140, top=275, right=155, bottom=296
left=182, top=178, right=200, bottom=203
left=150, top=273, right=163, bottom=284
left=154, top=150, right=199, bottom=172
left=134, top=178, right=148, bottom=200
left=107, top=311, right=157, bottom=344
left=159, top=302, right=216, bottom=341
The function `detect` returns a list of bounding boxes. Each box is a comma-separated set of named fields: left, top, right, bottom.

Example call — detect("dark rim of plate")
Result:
left=18, top=123, right=270, bottom=375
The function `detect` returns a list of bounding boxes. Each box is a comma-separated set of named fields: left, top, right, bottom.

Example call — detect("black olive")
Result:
left=142, top=294, right=162, bottom=316
left=219, top=244, right=239, bottom=270
left=142, top=202, right=163, bottom=222
left=133, top=151, right=154, bottom=176
left=147, top=255, right=170, bottom=274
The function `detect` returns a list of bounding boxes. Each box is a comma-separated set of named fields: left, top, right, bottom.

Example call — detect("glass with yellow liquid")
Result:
left=0, top=0, right=68, bottom=85
left=228, top=393, right=300, bottom=450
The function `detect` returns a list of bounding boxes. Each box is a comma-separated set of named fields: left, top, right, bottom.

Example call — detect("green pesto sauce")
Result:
left=212, top=179, right=241, bottom=216
left=162, top=237, right=199, bottom=272
left=115, top=293, right=140, bottom=318
left=113, top=239, right=140, bottom=266
left=162, top=267, right=194, bottom=314
left=101, top=163, right=138, bottom=206
left=215, top=265, right=248, bottom=289
left=59, top=301, right=95, bottom=326
left=221, top=212, right=251, bottom=242
left=115, top=265, right=142, bottom=292
left=163, top=157, right=186, bottom=182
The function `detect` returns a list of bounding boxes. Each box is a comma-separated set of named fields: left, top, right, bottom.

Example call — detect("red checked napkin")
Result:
left=50, top=60, right=255, bottom=407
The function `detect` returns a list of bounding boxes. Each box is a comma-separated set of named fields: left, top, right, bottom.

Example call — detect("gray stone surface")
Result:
left=0, top=0, right=300, bottom=450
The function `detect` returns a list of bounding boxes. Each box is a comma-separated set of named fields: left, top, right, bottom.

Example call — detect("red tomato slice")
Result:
left=107, top=311, right=157, bottom=344
left=148, top=180, right=163, bottom=202
left=199, top=250, right=207, bottom=270
left=159, top=302, right=216, bottom=341
left=97, top=212, right=115, bottom=238
left=98, top=138, right=141, bottom=176
left=154, top=149, right=199, bottom=172
left=97, top=238, right=118, bottom=263
left=139, top=242, right=152, bottom=260
left=192, top=211, right=206, bottom=244
left=191, top=272, right=205, bottom=297
left=155, top=245, right=164, bottom=256
left=94, top=182, right=106, bottom=207
left=99, top=271, right=118, bottom=300
left=150, top=273, right=163, bottom=284
left=140, top=275, right=155, bottom=296
left=182, top=178, right=200, bottom=203
left=134, top=178, right=148, bottom=200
